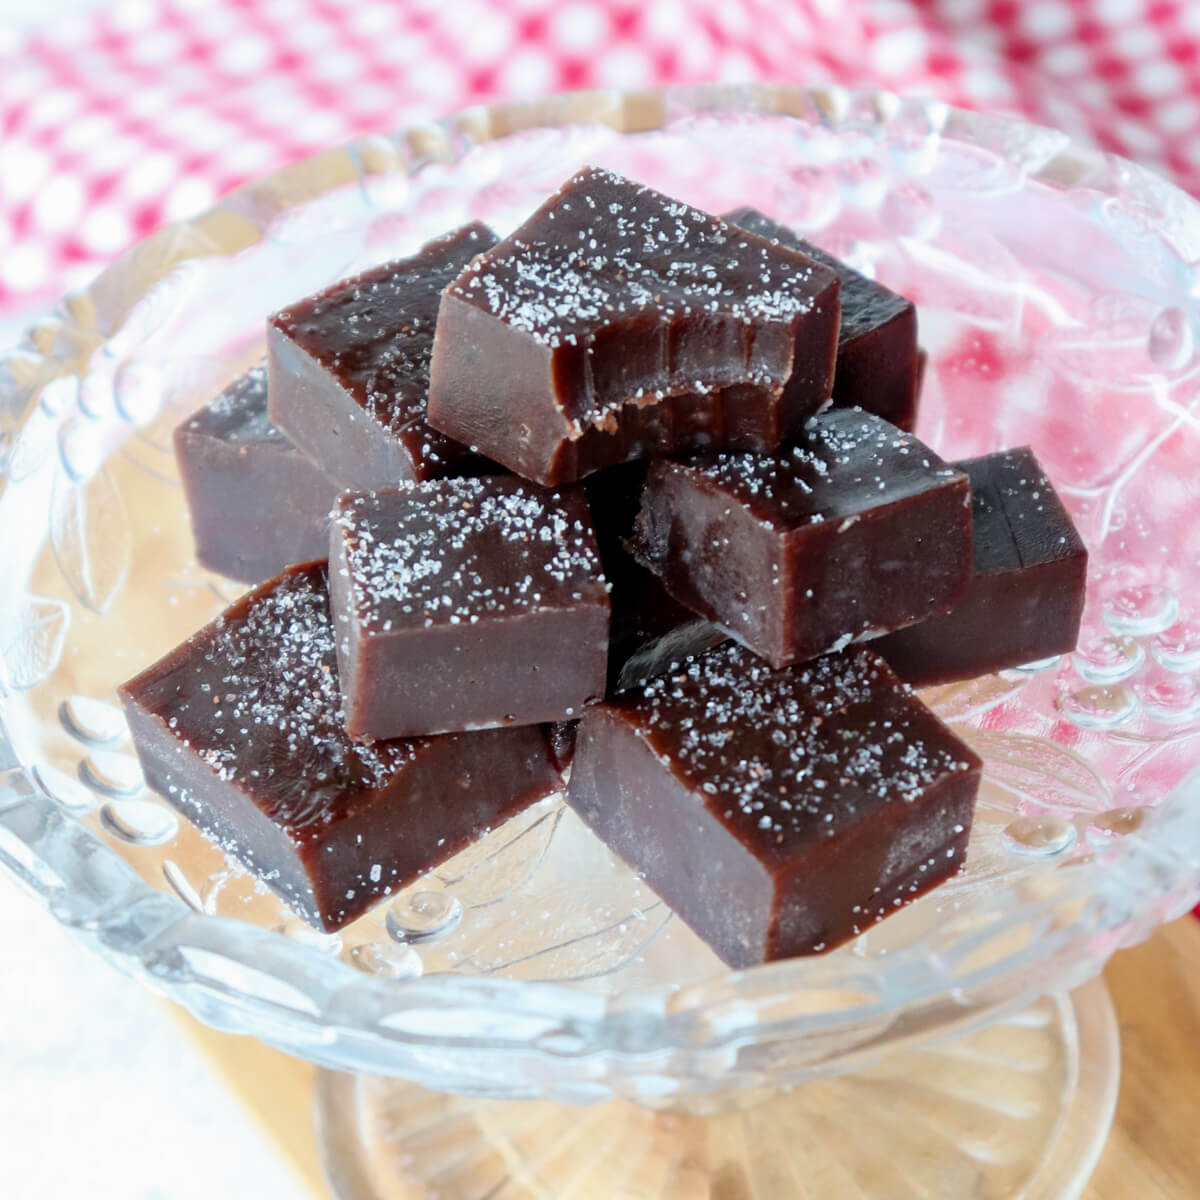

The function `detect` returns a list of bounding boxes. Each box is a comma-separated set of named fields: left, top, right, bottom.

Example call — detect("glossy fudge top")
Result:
left=120, top=562, right=427, bottom=833
left=180, top=365, right=286, bottom=446
left=611, top=642, right=980, bottom=862
left=333, top=477, right=609, bottom=634
left=723, top=207, right=912, bottom=347
left=270, top=222, right=496, bottom=435
left=669, top=408, right=962, bottom=526
left=445, top=167, right=838, bottom=352
left=967, top=446, right=1085, bottom=572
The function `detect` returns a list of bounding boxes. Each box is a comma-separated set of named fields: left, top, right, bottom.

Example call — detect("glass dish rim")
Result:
left=2, top=81, right=1200, bottom=1065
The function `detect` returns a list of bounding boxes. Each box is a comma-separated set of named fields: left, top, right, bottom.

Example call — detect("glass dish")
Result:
left=2, top=83, right=1200, bottom=1197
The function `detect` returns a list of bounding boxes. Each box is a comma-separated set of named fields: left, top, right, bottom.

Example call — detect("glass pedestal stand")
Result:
left=315, top=978, right=1119, bottom=1200
left=4, top=81, right=1190, bottom=1200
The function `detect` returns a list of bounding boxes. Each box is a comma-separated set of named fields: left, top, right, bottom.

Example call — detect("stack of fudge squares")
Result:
left=123, top=168, right=1087, bottom=967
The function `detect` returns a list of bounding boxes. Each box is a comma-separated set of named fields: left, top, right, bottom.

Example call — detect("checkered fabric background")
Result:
left=2, top=0, right=1200, bottom=313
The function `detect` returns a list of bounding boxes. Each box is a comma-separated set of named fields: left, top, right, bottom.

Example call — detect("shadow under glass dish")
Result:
left=1, top=83, right=1199, bottom=1198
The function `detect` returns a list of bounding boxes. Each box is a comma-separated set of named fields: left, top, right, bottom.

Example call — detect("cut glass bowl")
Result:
left=2, top=83, right=1200, bottom=1195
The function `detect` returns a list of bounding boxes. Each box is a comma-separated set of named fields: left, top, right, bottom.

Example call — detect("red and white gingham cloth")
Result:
left=2, top=0, right=1200, bottom=312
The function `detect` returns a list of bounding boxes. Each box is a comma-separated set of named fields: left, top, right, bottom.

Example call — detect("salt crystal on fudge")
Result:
left=330, top=477, right=610, bottom=740
left=119, top=562, right=565, bottom=932
left=567, top=641, right=981, bottom=966
left=630, top=409, right=972, bottom=669
left=427, top=167, right=840, bottom=485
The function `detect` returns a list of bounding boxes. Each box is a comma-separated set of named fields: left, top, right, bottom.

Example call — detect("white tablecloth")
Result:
left=0, top=874, right=311, bottom=1199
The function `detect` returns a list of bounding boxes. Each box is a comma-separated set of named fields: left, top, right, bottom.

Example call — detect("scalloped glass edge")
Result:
left=2, top=83, right=1200, bottom=1082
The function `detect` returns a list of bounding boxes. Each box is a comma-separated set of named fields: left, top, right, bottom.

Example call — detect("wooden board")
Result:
left=1090, top=916, right=1200, bottom=1200
left=175, top=916, right=1200, bottom=1199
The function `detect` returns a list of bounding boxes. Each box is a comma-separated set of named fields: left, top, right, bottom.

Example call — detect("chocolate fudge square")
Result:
left=630, top=409, right=972, bottom=669
left=427, top=167, right=841, bottom=485
left=268, top=222, right=496, bottom=490
left=876, top=447, right=1087, bottom=686
left=567, top=642, right=982, bottom=966
left=725, top=207, right=920, bottom=432
left=174, top=366, right=339, bottom=585
left=119, top=562, right=565, bottom=932
left=330, top=477, right=610, bottom=740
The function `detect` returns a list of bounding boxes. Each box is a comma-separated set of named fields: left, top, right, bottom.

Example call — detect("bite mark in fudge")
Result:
left=630, top=409, right=973, bottom=669
left=724, top=207, right=920, bottom=432
left=267, top=222, right=497, bottom=490
left=330, top=477, right=610, bottom=740
left=427, top=167, right=841, bottom=485
left=119, top=562, right=564, bottom=932
left=174, top=365, right=339, bottom=585
left=566, top=642, right=981, bottom=966
left=875, top=447, right=1087, bottom=685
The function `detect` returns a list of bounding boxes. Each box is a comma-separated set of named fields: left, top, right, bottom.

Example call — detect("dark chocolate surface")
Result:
left=631, top=409, right=973, bottom=668
left=175, top=365, right=339, bottom=584
left=548, top=720, right=579, bottom=775
left=582, top=459, right=650, bottom=570
left=567, top=642, right=981, bottom=965
left=606, top=562, right=727, bottom=694
left=119, top=562, right=564, bottom=931
left=268, top=222, right=496, bottom=489
left=330, top=476, right=610, bottom=739
left=583, top=462, right=727, bottom=693
left=184, top=364, right=290, bottom=445
left=875, top=447, right=1087, bottom=686
left=427, top=168, right=841, bottom=484
left=724, top=207, right=920, bottom=431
